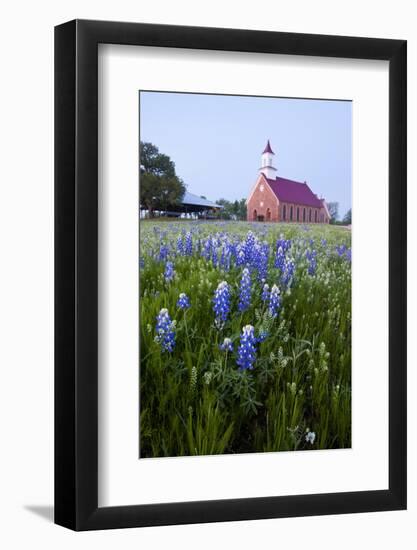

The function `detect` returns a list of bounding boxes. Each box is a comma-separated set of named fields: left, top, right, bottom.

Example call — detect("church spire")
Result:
left=262, top=139, right=274, bottom=155
left=260, top=139, right=277, bottom=180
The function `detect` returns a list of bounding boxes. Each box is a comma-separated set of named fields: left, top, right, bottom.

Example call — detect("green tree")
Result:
left=327, top=201, right=339, bottom=224
left=140, top=141, right=186, bottom=216
left=342, top=208, right=352, bottom=225
left=237, top=198, right=247, bottom=220
left=215, top=198, right=247, bottom=220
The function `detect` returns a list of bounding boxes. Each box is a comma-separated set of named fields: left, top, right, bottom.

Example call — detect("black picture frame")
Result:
left=55, top=19, right=407, bottom=531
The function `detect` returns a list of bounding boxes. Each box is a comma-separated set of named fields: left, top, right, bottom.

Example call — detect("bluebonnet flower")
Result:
left=255, top=242, right=269, bottom=282
left=219, top=337, right=233, bottom=352
left=220, top=242, right=231, bottom=271
left=235, top=244, right=246, bottom=267
left=346, top=249, right=352, bottom=263
left=238, top=268, right=251, bottom=312
left=213, top=281, right=231, bottom=327
left=177, top=234, right=184, bottom=256
left=306, top=249, right=317, bottom=276
left=201, top=237, right=212, bottom=261
left=184, top=232, right=193, bottom=256
left=321, top=239, right=327, bottom=247
left=257, top=331, right=269, bottom=343
left=158, top=244, right=169, bottom=262
left=212, top=246, right=219, bottom=268
left=305, top=431, right=316, bottom=445
left=336, top=244, right=347, bottom=257
left=155, top=308, right=176, bottom=352
left=236, top=325, right=257, bottom=371
left=139, top=257, right=145, bottom=270
left=274, top=239, right=290, bottom=271
left=164, top=261, right=175, bottom=283
left=243, top=231, right=256, bottom=264
left=281, top=258, right=295, bottom=287
left=261, top=283, right=270, bottom=302
left=176, top=292, right=190, bottom=309
left=268, top=284, right=281, bottom=317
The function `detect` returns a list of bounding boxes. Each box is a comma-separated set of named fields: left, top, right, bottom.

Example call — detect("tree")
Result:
left=214, top=198, right=247, bottom=220
left=342, top=208, right=352, bottom=225
left=327, top=201, right=339, bottom=224
left=140, top=141, right=186, bottom=216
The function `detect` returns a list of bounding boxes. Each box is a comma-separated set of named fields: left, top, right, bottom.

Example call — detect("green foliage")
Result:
left=342, top=208, right=352, bottom=225
left=140, top=141, right=186, bottom=215
left=215, top=198, right=247, bottom=220
left=139, top=221, right=351, bottom=457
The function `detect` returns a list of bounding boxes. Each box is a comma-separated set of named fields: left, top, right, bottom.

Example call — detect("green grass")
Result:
left=139, top=221, right=351, bottom=457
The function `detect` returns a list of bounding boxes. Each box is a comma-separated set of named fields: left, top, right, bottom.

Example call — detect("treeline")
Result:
left=214, top=198, right=247, bottom=220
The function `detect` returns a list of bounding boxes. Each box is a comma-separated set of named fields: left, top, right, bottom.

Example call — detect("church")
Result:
left=247, top=140, right=330, bottom=224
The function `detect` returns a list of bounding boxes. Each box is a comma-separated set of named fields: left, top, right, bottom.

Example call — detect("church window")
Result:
left=283, top=205, right=286, bottom=220
left=290, top=206, right=293, bottom=221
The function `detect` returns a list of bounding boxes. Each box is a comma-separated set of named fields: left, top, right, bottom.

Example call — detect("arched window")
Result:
left=309, top=209, right=312, bottom=222
left=290, top=206, right=293, bottom=221
left=266, top=208, right=271, bottom=221
left=297, top=207, right=300, bottom=222
left=253, top=209, right=257, bottom=221
left=315, top=210, right=318, bottom=223
left=303, top=208, right=306, bottom=222
left=283, top=204, right=286, bottom=221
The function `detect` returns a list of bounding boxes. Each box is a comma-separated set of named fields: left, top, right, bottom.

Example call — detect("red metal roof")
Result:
left=264, top=175, right=323, bottom=208
left=262, top=140, right=274, bottom=155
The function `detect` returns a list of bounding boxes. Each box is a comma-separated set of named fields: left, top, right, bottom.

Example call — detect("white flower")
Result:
left=305, top=431, right=316, bottom=445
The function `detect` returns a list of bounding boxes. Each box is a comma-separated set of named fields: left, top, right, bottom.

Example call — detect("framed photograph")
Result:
left=55, top=20, right=407, bottom=530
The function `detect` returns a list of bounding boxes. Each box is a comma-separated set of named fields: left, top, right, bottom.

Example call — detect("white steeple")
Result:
left=260, top=140, right=277, bottom=180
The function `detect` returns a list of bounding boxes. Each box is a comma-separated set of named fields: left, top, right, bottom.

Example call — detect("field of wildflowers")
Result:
left=140, top=221, right=351, bottom=458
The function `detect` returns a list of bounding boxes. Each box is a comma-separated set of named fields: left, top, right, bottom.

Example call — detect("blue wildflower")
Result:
left=238, top=268, right=251, bottom=312
left=336, top=244, right=347, bottom=257
left=220, top=242, right=231, bottom=271
left=155, top=308, right=176, bottom=352
left=346, top=249, right=352, bottom=263
left=261, top=283, right=270, bottom=301
left=219, top=337, right=233, bottom=352
left=201, top=237, right=211, bottom=260
left=177, top=292, right=190, bottom=309
left=236, top=244, right=246, bottom=267
left=243, top=231, right=256, bottom=264
left=274, top=246, right=285, bottom=271
left=213, top=281, right=231, bottom=327
left=257, top=331, right=269, bottom=343
left=177, top=234, right=184, bottom=256
left=158, top=244, right=169, bottom=262
left=306, top=249, right=317, bottom=276
left=236, top=325, right=257, bottom=371
left=268, top=284, right=281, bottom=317
left=164, top=261, right=175, bottom=283
left=255, top=242, right=269, bottom=282
left=281, top=258, right=295, bottom=287
left=184, top=232, right=193, bottom=256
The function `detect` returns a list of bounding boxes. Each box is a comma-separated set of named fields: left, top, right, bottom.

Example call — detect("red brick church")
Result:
left=247, top=140, right=330, bottom=224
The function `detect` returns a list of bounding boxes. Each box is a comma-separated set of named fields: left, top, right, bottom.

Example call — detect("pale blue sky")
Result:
left=140, top=91, right=352, bottom=219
